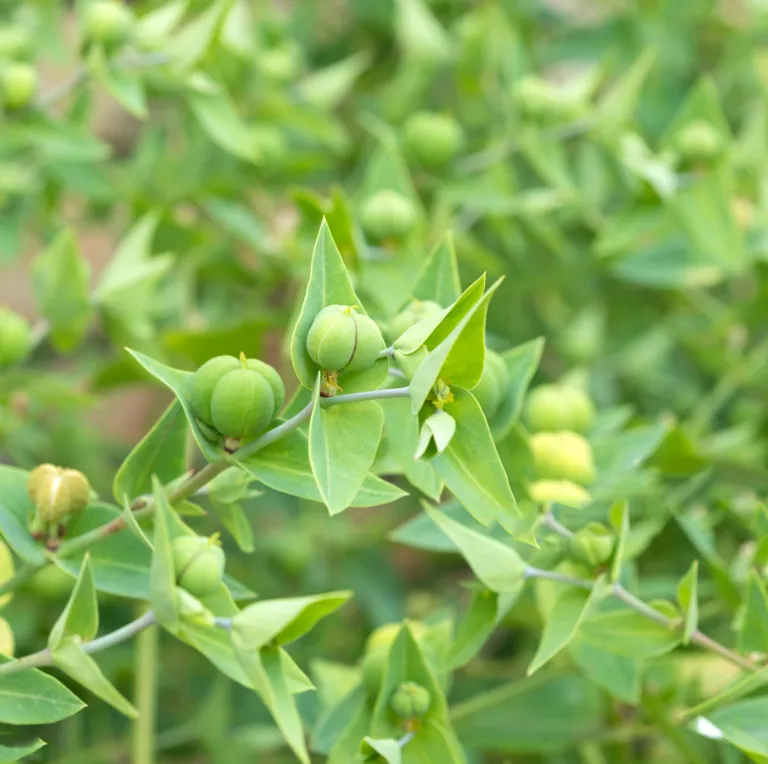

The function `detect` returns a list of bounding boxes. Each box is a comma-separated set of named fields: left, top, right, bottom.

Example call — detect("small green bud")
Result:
left=387, top=300, right=443, bottom=342
left=172, top=535, right=226, bottom=597
left=0, top=62, right=36, bottom=109
left=524, top=384, right=595, bottom=434
left=514, top=75, right=557, bottom=120
left=84, top=1, right=134, bottom=48
left=403, top=111, right=464, bottom=168
left=569, top=522, right=614, bottom=567
left=27, top=464, right=91, bottom=529
left=472, top=350, right=509, bottom=420
left=210, top=368, right=275, bottom=442
left=390, top=682, right=431, bottom=719
left=0, top=308, right=31, bottom=367
left=306, top=305, right=385, bottom=374
left=529, top=479, right=591, bottom=508
left=529, top=431, right=596, bottom=485
left=360, top=190, right=417, bottom=243
left=675, top=120, right=723, bottom=163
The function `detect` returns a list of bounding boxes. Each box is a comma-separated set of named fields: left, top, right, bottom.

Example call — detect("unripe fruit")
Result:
left=84, top=1, right=134, bottom=48
left=529, top=479, right=590, bottom=508
left=306, top=305, right=385, bottom=373
left=0, top=308, right=31, bottom=367
left=172, top=536, right=225, bottom=597
left=28, top=565, right=74, bottom=600
left=676, top=120, right=723, bottom=163
left=529, top=431, right=596, bottom=485
left=0, top=62, right=36, bottom=109
left=28, top=464, right=91, bottom=526
left=569, top=522, right=614, bottom=567
left=404, top=111, right=464, bottom=168
left=210, top=368, right=275, bottom=440
left=360, top=190, right=417, bottom=243
left=472, top=350, right=509, bottom=420
left=524, top=384, right=595, bottom=434
left=394, top=346, right=428, bottom=380
left=189, top=356, right=241, bottom=426
left=0, top=25, right=31, bottom=60
left=387, top=300, right=443, bottom=342
left=245, top=358, right=285, bottom=413
left=390, top=681, right=431, bottom=719
left=514, top=76, right=556, bottom=120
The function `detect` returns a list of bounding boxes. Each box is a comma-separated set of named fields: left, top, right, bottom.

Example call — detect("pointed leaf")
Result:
left=167, top=0, right=235, bottom=72
left=0, top=466, right=47, bottom=565
left=309, top=382, right=384, bottom=514
left=120, top=498, right=153, bottom=549
left=113, top=400, right=188, bottom=504
left=232, top=591, right=352, bottom=650
left=580, top=610, right=680, bottom=658
left=568, top=636, right=643, bottom=704
left=677, top=560, right=699, bottom=646
left=415, top=410, right=456, bottom=459
left=738, top=572, right=768, bottom=654
left=89, top=46, right=147, bottom=119
left=0, top=663, right=84, bottom=724
left=609, top=500, right=630, bottom=582
left=296, top=50, right=371, bottom=110
left=49, top=555, right=98, bottom=650
left=51, top=638, right=138, bottom=718
left=150, top=477, right=179, bottom=632
left=31, top=228, right=91, bottom=351
left=394, top=0, right=452, bottom=63
left=432, top=389, right=518, bottom=526
left=700, top=696, right=768, bottom=758
left=210, top=499, right=253, bottom=553
left=411, top=232, right=462, bottom=307
left=426, top=505, right=525, bottom=592
left=361, top=737, right=401, bottom=764
left=0, top=739, right=45, bottom=762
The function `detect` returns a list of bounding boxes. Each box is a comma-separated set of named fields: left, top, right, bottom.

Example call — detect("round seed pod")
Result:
left=0, top=62, right=36, bottom=109
left=387, top=300, right=443, bottom=342
left=60, top=469, right=92, bottom=515
left=529, top=431, right=596, bottom=486
left=390, top=682, right=432, bottom=719
left=0, top=24, right=31, bottom=60
left=529, top=479, right=590, bottom=508
left=246, top=358, right=285, bottom=414
left=306, top=305, right=385, bottom=373
left=404, top=111, right=464, bottom=168
left=84, top=1, right=134, bottom=48
left=189, top=356, right=241, bottom=426
left=359, top=190, right=417, bottom=243
left=0, top=308, right=31, bottom=367
left=172, top=536, right=226, bottom=597
left=210, top=368, right=275, bottom=440
left=524, top=384, right=595, bottom=434
left=27, top=465, right=91, bottom=526
left=569, top=522, right=614, bottom=567
left=472, top=350, right=509, bottom=420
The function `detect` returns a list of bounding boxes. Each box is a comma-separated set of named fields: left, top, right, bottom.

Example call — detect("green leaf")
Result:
left=393, top=0, right=452, bottom=63
left=290, top=220, right=388, bottom=392
left=677, top=560, right=699, bottom=646
left=700, top=696, right=768, bottom=758
left=432, top=389, right=519, bottom=526
left=0, top=739, right=45, bottom=762
left=135, top=0, right=189, bottom=43
left=31, top=228, right=91, bottom=352
left=126, top=349, right=220, bottom=462
left=51, top=638, right=138, bottom=719
left=113, top=400, right=188, bottom=504
left=450, top=672, right=603, bottom=754
left=425, top=505, right=525, bottom=592
left=609, top=500, right=630, bottom=582
left=89, top=46, right=147, bottom=119
left=361, top=737, right=402, bottom=763
left=296, top=51, right=371, bottom=110
left=167, top=0, right=235, bottom=72
left=579, top=609, right=680, bottom=659
left=49, top=555, right=98, bottom=650
left=491, top=338, right=545, bottom=440
left=232, top=591, right=352, bottom=650
left=308, top=382, right=385, bottom=514
left=210, top=499, right=253, bottom=553
left=401, top=720, right=466, bottom=764
left=738, top=572, right=768, bottom=654
left=0, top=466, right=47, bottom=565
left=528, top=576, right=608, bottom=675
left=150, top=477, right=179, bottom=632
left=120, top=498, right=153, bottom=549
left=411, top=232, right=462, bottom=308
left=239, top=429, right=406, bottom=507
left=410, top=279, right=502, bottom=413
left=0, top=664, right=84, bottom=724
left=568, top=636, right=643, bottom=704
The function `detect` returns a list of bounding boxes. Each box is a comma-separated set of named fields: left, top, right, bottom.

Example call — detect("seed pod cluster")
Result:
left=306, top=305, right=385, bottom=375
left=390, top=681, right=432, bottom=719
left=188, top=353, right=284, bottom=448
left=472, top=350, right=509, bottom=420
left=172, top=535, right=226, bottom=598
left=27, top=464, right=91, bottom=541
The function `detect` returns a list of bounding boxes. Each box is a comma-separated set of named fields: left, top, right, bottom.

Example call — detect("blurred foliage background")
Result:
left=4, top=0, right=768, bottom=761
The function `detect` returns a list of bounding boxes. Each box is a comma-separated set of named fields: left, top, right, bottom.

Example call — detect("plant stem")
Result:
left=377, top=346, right=395, bottom=359
left=132, top=606, right=158, bottom=764
left=0, top=610, right=157, bottom=678
left=542, top=509, right=575, bottom=538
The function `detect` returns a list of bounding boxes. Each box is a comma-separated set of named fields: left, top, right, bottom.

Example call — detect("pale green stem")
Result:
left=132, top=605, right=159, bottom=764
left=377, top=346, right=395, bottom=359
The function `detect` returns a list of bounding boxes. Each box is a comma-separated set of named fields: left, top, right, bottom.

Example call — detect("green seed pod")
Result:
left=0, top=308, right=31, bottom=367
left=569, top=522, right=614, bottom=567
left=472, top=350, right=509, bottom=420
left=0, top=24, right=31, bottom=60
left=524, top=384, right=595, bottom=434
left=403, top=111, right=464, bottom=168
left=84, top=1, right=134, bottom=48
left=676, top=120, right=723, bottom=163
left=390, top=682, right=431, bottom=719
left=387, top=300, right=443, bottom=342
left=514, top=75, right=557, bottom=120
left=529, top=479, right=591, bottom=508
left=172, top=536, right=226, bottom=597
left=529, top=432, right=596, bottom=485
left=27, top=464, right=91, bottom=526
left=359, top=190, right=417, bottom=243
left=189, top=356, right=241, bottom=426
left=245, top=358, right=285, bottom=414
left=210, top=368, right=275, bottom=440
left=307, top=305, right=385, bottom=373
left=394, top=345, right=428, bottom=380
left=0, top=62, right=36, bottom=109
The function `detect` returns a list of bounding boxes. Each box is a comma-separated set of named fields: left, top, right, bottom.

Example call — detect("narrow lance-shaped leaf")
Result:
left=166, top=0, right=235, bottom=72
left=0, top=664, right=85, bottom=724
left=361, top=738, right=402, bottom=764
left=150, top=477, right=179, bottom=632
left=308, top=377, right=385, bottom=514
left=410, top=232, right=462, bottom=308
left=88, top=46, right=147, bottom=119
left=49, top=554, right=98, bottom=650
left=0, top=739, right=46, bottom=762
left=738, top=572, right=768, bottom=654
left=677, top=560, right=699, bottom=645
